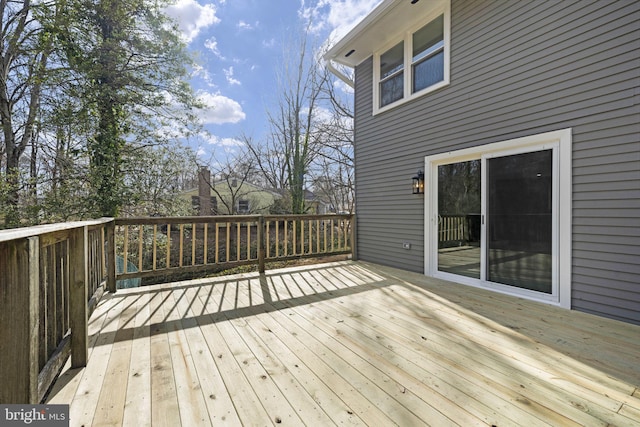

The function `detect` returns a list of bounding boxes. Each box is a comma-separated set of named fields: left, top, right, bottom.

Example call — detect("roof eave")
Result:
left=323, top=0, right=397, bottom=68
left=323, top=0, right=447, bottom=68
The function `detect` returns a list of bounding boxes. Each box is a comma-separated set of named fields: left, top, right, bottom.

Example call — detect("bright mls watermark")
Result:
left=0, top=405, right=68, bottom=427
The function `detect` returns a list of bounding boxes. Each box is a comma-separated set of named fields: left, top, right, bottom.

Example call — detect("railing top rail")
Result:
left=116, top=215, right=261, bottom=225
left=0, top=218, right=114, bottom=243
left=262, top=213, right=354, bottom=221
left=0, top=214, right=355, bottom=242
left=115, top=213, right=354, bottom=226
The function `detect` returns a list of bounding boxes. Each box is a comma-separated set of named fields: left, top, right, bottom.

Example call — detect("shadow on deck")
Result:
left=47, top=261, right=640, bottom=426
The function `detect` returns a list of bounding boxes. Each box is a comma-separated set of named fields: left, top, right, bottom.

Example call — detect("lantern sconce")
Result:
left=412, top=170, right=425, bottom=194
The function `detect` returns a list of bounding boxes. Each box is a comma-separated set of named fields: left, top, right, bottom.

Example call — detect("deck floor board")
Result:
left=121, top=292, right=151, bottom=427
left=47, top=261, right=640, bottom=426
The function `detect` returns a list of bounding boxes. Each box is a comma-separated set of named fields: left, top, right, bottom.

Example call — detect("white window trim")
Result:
left=373, top=0, right=451, bottom=115
left=424, top=128, right=572, bottom=308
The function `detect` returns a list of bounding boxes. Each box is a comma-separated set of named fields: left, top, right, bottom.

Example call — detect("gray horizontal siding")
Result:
left=353, top=0, right=640, bottom=323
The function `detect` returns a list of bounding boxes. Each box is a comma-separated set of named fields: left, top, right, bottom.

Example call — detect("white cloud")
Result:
left=262, top=38, right=276, bottom=49
left=207, top=135, right=244, bottom=147
left=196, top=91, right=246, bottom=124
left=301, top=0, right=382, bottom=39
left=333, top=74, right=354, bottom=94
left=191, top=64, right=217, bottom=89
left=238, top=20, right=254, bottom=30
left=223, top=67, right=241, bottom=86
left=204, top=37, right=225, bottom=59
left=165, top=0, right=220, bottom=43
left=312, top=106, right=333, bottom=123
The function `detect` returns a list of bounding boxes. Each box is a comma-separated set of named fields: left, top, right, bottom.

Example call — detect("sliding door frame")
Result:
left=424, top=128, right=572, bottom=308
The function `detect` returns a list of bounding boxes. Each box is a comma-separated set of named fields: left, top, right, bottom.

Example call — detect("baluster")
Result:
left=152, top=224, right=157, bottom=270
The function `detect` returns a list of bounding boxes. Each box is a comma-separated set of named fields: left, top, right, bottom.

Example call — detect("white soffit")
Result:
left=325, top=0, right=446, bottom=67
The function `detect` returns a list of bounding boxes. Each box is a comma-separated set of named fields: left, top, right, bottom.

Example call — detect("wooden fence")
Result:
left=112, top=214, right=355, bottom=286
left=0, top=219, right=111, bottom=404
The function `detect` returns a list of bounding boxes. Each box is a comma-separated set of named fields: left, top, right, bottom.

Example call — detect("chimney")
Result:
left=198, top=167, right=211, bottom=215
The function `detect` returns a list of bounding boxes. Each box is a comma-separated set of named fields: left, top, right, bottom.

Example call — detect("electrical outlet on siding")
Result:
left=403, top=242, right=411, bottom=250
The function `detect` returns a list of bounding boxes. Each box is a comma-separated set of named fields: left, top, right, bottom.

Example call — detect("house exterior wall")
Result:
left=352, top=0, right=639, bottom=323
left=181, top=185, right=277, bottom=215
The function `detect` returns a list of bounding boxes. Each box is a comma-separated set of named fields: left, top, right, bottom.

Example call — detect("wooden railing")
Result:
left=113, top=214, right=355, bottom=285
left=438, top=214, right=481, bottom=246
left=439, top=215, right=467, bottom=243
left=0, top=219, right=111, bottom=404
left=0, top=214, right=354, bottom=403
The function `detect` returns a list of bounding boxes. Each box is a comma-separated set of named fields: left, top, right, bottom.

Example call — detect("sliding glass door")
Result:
left=434, top=147, right=557, bottom=295
left=486, top=150, right=553, bottom=293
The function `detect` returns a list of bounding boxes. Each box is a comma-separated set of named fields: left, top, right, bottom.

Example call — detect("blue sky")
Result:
left=163, top=0, right=382, bottom=160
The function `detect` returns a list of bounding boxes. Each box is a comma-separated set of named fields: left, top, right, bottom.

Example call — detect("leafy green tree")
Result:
left=0, top=0, right=65, bottom=226
left=60, top=0, right=199, bottom=217
left=0, top=0, right=199, bottom=227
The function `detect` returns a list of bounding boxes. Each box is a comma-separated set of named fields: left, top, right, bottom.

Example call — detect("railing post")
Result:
left=258, top=215, right=266, bottom=273
left=350, top=214, right=358, bottom=261
left=26, top=237, right=40, bottom=403
left=70, top=226, right=88, bottom=368
left=106, top=219, right=116, bottom=293
left=0, top=237, right=40, bottom=404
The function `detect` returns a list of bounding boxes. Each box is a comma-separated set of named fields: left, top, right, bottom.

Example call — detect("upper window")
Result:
left=374, top=6, right=450, bottom=114
left=238, top=199, right=249, bottom=214
left=379, top=41, right=404, bottom=107
left=412, top=15, right=444, bottom=93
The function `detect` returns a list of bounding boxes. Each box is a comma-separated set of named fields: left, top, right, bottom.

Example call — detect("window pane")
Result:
left=413, top=50, right=444, bottom=93
left=380, top=73, right=403, bottom=107
left=380, top=41, right=404, bottom=79
left=412, top=15, right=444, bottom=93
left=380, top=41, right=404, bottom=107
left=238, top=200, right=249, bottom=213
left=438, top=160, right=482, bottom=279
left=413, top=15, right=443, bottom=63
left=487, top=150, right=553, bottom=293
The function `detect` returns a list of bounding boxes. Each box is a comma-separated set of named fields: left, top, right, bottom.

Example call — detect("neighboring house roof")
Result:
left=183, top=182, right=327, bottom=204
left=264, top=188, right=329, bottom=203
left=303, top=189, right=328, bottom=204
left=324, top=0, right=447, bottom=67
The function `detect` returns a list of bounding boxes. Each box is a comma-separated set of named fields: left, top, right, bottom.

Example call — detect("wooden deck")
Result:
left=46, top=261, right=640, bottom=426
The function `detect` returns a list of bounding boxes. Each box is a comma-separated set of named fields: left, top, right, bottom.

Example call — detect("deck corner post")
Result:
left=0, top=236, right=40, bottom=404
left=258, top=215, right=266, bottom=273
left=70, top=226, right=88, bottom=368
left=106, top=219, right=116, bottom=293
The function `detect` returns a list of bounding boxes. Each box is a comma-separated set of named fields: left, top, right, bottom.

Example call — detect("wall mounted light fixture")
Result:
left=412, top=170, right=424, bottom=194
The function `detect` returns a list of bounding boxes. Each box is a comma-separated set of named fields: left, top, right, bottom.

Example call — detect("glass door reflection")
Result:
left=437, top=160, right=481, bottom=278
